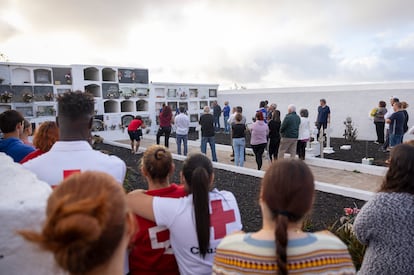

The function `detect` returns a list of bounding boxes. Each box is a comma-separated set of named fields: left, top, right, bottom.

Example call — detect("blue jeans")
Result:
left=224, top=115, right=230, bottom=133
left=201, top=136, right=217, bottom=161
left=233, top=138, right=245, bottom=167
left=214, top=116, right=221, bottom=132
left=176, top=134, right=188, bottom=155
left=389, top=134, right=403, bottom=147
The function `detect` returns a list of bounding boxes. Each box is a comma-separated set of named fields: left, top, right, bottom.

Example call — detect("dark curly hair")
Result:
left=57, top=91, right=94, bottom=120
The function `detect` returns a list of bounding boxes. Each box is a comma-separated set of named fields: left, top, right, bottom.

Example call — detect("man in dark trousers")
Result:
left=199, top=106, right=217, bottom=162
left=278, top=104, right=301, bottom=159
left=316, top=98, right=330, bottom=140
left=213, top=100, right=222, bottom=132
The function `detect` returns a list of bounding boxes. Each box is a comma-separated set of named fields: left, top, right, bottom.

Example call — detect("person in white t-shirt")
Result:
left=127, top=153, right=242, bottom=275
left=19, top=171, right=135, bottom=275
left=23, top=91, right=126, bottom=187
left=382, top=97, right=399, bottom=152
left=174, top=106, right=190, bottom=155
left=0, top=153, right=64, bottom=275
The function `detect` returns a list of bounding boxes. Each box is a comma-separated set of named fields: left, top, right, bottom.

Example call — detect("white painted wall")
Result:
left=218, top=82, right=414, bottom=140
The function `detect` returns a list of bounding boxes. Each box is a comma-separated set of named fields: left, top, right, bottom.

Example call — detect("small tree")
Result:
left=343, top=116, right=357, bottom=142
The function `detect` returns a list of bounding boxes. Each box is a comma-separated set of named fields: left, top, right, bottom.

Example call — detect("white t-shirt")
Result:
left=384, top=109, right=395, bottom=130
left=153, top=188, right=242, bottom=275
left=23, top=141, right=126, bottom=187
left=0, top=153, right=64, bottom=275
left=174, top=113, right=190, bottom=135
left=298, top=117, right=311, bottom=140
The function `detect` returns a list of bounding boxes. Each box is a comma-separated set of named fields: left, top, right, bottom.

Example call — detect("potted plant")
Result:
left=1, top=91, right=13, bottom=103
left=23, top=92, right=34, bottom=103
left=44, top=92, right=54, bottom=101
left=65, top=73, right=72, bottom=84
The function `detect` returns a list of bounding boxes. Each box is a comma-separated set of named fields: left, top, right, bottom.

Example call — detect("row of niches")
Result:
left=0, top=104, right=56, bottom=118
left=3, top=67, right=149, bottom=85
left=104, top=100, right=148, bottom=113
left=154, top=88, right=217, bottom=99
left=91, top=115, right=152, bottom=132
left=85, top=67, right=148, bottom=84
left=155, top=100, right=219, bottom=113
left=86, top=84, right=149, bottom=99
left=5, top=68, right=72, bottom=85
left=0, top=85, right=56, bottom=103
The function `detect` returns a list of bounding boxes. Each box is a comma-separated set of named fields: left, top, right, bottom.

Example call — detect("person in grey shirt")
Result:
left=353, top=143, right=414, bottom=275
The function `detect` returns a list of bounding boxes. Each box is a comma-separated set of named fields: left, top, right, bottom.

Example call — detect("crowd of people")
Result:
left=0, top=91, right=413, bottom=274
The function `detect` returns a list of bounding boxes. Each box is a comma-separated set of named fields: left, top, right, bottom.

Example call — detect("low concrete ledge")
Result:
left=305, top=156, right=387, bottom=177
left=103, top=140, right=374, bottom=201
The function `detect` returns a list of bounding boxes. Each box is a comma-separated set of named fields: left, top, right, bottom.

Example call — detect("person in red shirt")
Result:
left=129, top=145, right=186, bottom=275
left=20, top=121, right=59, bottom=164
left=127, top=116, right=146, bottom=154
left=156, top=105, right=173, bottom=148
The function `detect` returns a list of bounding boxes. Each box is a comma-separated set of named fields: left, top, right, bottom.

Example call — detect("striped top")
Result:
left=213, top=231, right=355, bottom=275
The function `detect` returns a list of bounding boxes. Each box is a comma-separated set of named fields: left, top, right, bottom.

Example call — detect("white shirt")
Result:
left=153, top=188, right=242, bottom=275
left=174, top=113, right=190, bottom=135
left=384, top=109, right=395, bottom=130
left=23, top=141, right=126, bottom=187
left=0, top=153, right=64, bottom=275
left=298, top=117, right=311, bottom=140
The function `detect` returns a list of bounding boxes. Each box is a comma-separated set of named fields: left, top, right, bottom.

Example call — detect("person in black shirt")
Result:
left=268, top=110, right=281, bottom=162
left=199, top=106, right=217, bottom=162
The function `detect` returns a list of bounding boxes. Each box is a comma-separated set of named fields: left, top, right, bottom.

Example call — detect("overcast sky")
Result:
left=1, top=0, right=414, bottom=88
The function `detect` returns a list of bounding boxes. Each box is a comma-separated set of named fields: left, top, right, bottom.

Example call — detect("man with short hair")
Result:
left=222, top=101, right=231, bottom=134
left=23, top=91, right=126, bottom=187
left=386, top=101, right=405, bottom=148
left=316, top=98, right=330, bottom=140
left=213, top=100, right=222, bottom=132
left=278, top=104, right=301, bottom=159
left=174, top=106, right=190, bottom=156
left=199, top=106, right=218, bottom=162
left=0, top=110, right=35, bottom=162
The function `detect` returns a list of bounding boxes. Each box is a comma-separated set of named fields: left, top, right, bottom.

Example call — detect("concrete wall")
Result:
left=218, top=82, right=414, bottom=140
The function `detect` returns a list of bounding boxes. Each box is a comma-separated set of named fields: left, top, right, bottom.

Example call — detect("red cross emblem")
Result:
left=210, top=200, right=236, bottom=239
left=63, top=169, right=81, bottom=178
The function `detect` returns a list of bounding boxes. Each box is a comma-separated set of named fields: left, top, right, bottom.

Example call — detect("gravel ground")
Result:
left=95, top=142, right=366, bottom=232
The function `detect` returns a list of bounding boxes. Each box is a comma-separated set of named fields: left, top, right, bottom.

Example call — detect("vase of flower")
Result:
left=65, top=73, right=72, bottom=84
left=23, top=93, right=33, bottom=103
left=44, top=93, right=54, bottom=101
left=1, top=92, right=13, bottom=103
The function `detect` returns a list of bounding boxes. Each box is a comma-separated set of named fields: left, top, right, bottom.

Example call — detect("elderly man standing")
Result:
left=278, top=104, right=301, bottom=159
left=199, top=106, right=218, bottom=162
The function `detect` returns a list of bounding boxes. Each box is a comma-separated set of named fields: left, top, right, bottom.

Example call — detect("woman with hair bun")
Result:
left=353, top=143, right=414, bottom=274
left=127, top=153, right=242, bottom=275
left=129, top=145, right=186, bottom=274
left=213, top=159, right=355, bottom=275
left=19, top=171, right=135, bottom=275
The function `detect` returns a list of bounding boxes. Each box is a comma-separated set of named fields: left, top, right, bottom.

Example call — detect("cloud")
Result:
left=1, top=0, right=414, bottom=88
left=0, top=18, right=18, bottom=41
